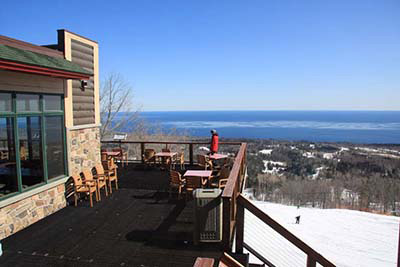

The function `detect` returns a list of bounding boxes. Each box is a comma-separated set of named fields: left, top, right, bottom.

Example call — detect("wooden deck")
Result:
left=1, top=164, right=222, bottom=266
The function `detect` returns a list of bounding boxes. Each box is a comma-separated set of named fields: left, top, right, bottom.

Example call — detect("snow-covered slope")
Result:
left=244, top=200, right=399, bottom=267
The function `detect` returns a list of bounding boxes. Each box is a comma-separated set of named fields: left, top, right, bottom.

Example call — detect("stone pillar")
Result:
left=67, top=126, right=101, bottom=176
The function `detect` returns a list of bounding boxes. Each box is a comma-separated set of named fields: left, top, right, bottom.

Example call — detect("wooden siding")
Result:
left=70, top=39, right=95, bottom=125
left=0, top=70, right=63, bottom=94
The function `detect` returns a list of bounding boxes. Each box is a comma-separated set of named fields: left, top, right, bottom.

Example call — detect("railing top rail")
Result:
left=101, top=140, right=242, bottom=145
left=222, top=143, right=247, bottom=198
left=237, top=194, right=336, bottom=267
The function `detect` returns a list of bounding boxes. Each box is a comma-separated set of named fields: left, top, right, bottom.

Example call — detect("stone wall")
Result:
left=0, top=184, right=66, bottom=240
left=67, top=126, right=101, bottom=176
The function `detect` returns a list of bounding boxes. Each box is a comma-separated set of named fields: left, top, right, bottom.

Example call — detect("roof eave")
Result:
left=0, top=59, right=91, bottom=80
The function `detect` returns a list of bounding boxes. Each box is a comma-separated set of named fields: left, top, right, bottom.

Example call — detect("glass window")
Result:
left=44, top=95, right=62, bottom=111
left=0, top=93, right=66, bottom=199
left=18, top=117, right=44, bottom=188
left=0, top=93, right=12, bottom=112
left=0, top=118, right=18, bottom=197
left=16, top=94, right=40, bottom=112
left=45, top=116, right=65, bottom=179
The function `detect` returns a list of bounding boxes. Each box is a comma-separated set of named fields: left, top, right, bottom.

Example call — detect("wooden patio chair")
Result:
left=142, top=148, right=156, bottom=168
left=101, top=151, right=108, bottom=161
left=169, top=170, right=186, bottom=198
left=112, top=148, right=128, bottom=166
left=218, top=252, right=244, bottom=267
left=71, top=174, right=97, bottom=208
left=173, top=152, right=185, bottom=170
left=221, top=157, right=235, bottom=169
left=210, top=166, right=231, bottom=189
left=94, top=163, right=117, bottom=195
left=197, top=154, right=213, bottom=170
left=92, top=165, right=110, bottom=196
left=82, top=169, right=107, bottom=201
left=184, top=176, right=207, bottom=199
left=102, top=158, right=119, bottom=193
left=0, top=150, right=9, bottom=160
left=20, top=144, right=27, bottom=160
left=161, top=148, right=172, bottom=168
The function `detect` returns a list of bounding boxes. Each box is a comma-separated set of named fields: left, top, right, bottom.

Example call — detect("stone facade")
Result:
left=0, top=127, right=100, bottom=240
left=0, top=184, right=66, bottom=240
left=67, top=126, right=101, bottom=176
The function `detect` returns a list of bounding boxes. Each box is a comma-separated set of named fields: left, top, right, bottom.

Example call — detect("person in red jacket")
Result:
left=210, top=129, right=219, bottom=155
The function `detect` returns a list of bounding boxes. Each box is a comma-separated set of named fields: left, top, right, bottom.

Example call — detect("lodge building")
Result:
left=0, top=30, right=100, bottom=239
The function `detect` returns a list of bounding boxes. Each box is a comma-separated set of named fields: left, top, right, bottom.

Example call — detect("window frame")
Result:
left=0, top=91, right=68, bottom=201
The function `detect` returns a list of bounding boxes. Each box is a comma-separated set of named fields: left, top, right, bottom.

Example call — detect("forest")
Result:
left=243, top=139, right=400, bottom=214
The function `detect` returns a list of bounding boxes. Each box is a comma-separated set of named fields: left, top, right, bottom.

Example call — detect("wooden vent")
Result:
left=71, top=39, right=95, bottom=125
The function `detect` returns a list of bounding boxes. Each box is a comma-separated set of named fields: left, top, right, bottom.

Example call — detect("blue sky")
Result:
left=1, top=0, right=399, bottom=111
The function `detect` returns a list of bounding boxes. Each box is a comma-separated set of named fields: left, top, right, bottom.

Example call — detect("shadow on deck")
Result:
left=1, top=164, right=222, bottom=267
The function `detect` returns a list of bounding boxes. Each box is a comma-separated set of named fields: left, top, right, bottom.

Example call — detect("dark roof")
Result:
left=0, top=44, right=92, bottom=75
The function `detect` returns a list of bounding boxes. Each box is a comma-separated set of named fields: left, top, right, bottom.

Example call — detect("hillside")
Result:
left=239, top=139, right=400, bottom=213
left=243, top=194, right=400, bottom=267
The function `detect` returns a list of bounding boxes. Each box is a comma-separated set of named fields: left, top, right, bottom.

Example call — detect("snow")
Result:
left=262, top=160, right=286, bottom=174
left=302, top=152, right=315, bottom=158
left=259, top=149, right=273, bottom=155
left=310, top=166, right=324, bottom=180
left=323, top=153, right=335, bottom=159
left=264, top=160, right=286, bottom=167
left=355, top=147, right=400, bottom=159
left=243, top=199, right=399, bottom=267
left=355, top=147, right=380, bottom=153
left=340, top=189, right=359, bottom=202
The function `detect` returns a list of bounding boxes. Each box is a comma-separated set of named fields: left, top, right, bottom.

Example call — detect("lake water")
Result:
left=134, top=111, right=400, bottom=144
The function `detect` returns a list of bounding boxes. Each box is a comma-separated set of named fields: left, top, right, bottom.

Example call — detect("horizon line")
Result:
left=137, top=109, right=400, bottom=113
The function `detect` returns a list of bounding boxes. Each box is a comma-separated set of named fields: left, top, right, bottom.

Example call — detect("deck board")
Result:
left=1, top=164, right=221, bottom=266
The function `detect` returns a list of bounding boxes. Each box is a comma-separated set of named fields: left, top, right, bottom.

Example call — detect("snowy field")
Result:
left=244, top=198, right=399, bottom=267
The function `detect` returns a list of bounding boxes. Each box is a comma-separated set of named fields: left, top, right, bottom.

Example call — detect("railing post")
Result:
left=307, top=256, right=316, bottom=267
left=398, top=222, right=400, bottom=267
left=222, top=197, right=231, bottom=251
left=235, top=199, right=244, bottom=254
left=140, top=142, right=145, bottom=163
left=189, top=143, right=194, bottom=166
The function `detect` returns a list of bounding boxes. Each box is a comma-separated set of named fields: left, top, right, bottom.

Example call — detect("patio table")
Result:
left=155, top=152, right=177, bottom=158
left=155, top=152, right=177, bottom=169
left=183, top=170, right=213, bottom=177
left=102, top=151, right=121, bottom=157
left=183, top=170, right=213, bottom=188
left=101, top=151, right=121, bottom=164
left=209, top=153, right=228, bottom=160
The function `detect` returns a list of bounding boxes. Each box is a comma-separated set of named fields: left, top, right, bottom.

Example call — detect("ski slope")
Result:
left=244, top=199, right=399, bottom=267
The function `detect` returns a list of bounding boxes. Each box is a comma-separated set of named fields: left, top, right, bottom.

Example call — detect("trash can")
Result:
left=193, top=188, right=222, bottom=244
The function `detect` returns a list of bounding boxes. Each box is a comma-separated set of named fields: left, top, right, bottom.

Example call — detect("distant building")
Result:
left=0, top=30, right=100, bottom=239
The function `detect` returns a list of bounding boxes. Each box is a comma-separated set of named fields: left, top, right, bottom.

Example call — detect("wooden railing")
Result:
left=235, top=195, right=336, bottom=267
left=221, top=143, right=247, bottom=250
left=101, top=140, right=242, bottom=166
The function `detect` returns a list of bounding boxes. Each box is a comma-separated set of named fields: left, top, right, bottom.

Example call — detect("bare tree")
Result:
left=100, top=73, right=140, bottom=139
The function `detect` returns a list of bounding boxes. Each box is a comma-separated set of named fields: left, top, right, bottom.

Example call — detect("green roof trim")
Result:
left=0, top=44, right=92, bottom=75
